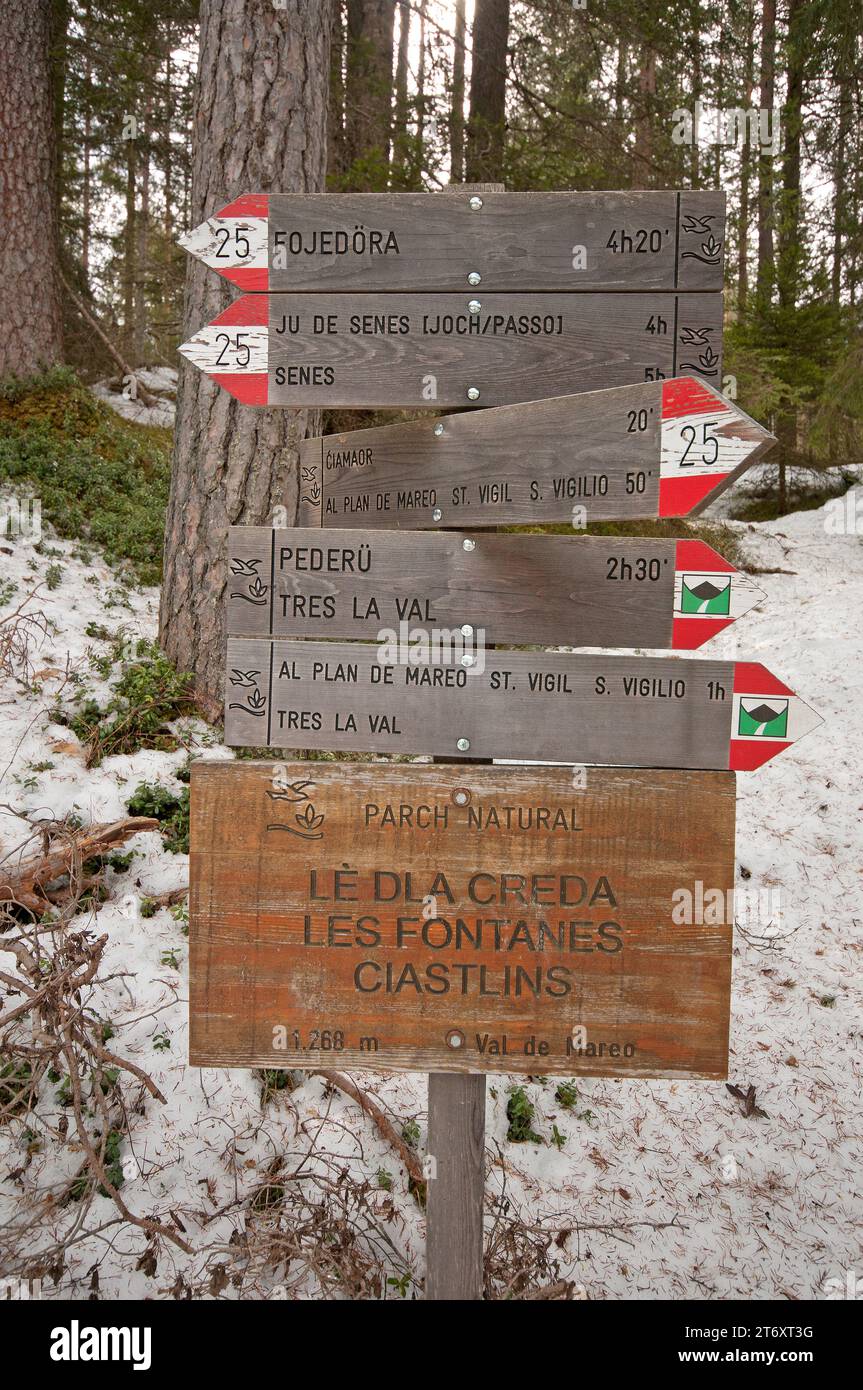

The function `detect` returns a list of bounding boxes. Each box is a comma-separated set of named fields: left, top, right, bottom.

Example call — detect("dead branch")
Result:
left=0, top=815, right=159, bottom=912
left=60, top=272, right=159, bottom=407
left=312, top=1070, right=425, bottom=1188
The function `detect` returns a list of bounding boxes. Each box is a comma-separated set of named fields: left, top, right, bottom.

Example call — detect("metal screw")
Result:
left=456, top=737, right=470, bottom=752
left=468, top=196, right=483, bottom=211
left=466, top=386, right=480, bottom=401
left=468, top=298, right=482, bottom=314
left=467, top=270, right=481, bottom=285
left=452, top=788, right=470, bottom=806
left=433, top=422, right=444, bottom=436
left=432, top=507, right=442, bottom=521
left=462, top=538, right=475, bottom=552
left=461, top=654, right=475, bottom=667
left=460, top=623, right=474, bottom=637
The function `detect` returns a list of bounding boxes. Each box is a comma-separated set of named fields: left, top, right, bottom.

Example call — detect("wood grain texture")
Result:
left=267, top=291, right=723, bottom=408
left=183, top=189, right=725, bottom=292
left=180, top=292, right=723, bottom=408
left=226, top=527, right=764, bottom=652
left=224, top=638, right=736, bottom=767
left=295, top=376, right=774, bottom=529
left=426, top=1074, right=486, bottom=1300
left=188, top=761, right=735, bottom=1078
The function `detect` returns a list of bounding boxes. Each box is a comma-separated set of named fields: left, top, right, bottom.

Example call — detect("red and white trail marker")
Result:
left=290, top=376, right=775, bottom=528
left=729, top=663, right=823, bottom=771
left=177, top=291, right=725, bottom=410
left=177, top=189, right=726, bottom=293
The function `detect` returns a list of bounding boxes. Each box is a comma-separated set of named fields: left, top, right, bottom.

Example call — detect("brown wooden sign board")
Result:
left=227, top=527, right=765, bottom=653
left=189, top=761, right=735, bottom=1078
left=179, top=291, right=723, bottom=408
left=223, top=639, right=818, bottom=772
left=296, top=377, right=775, bottom=528
left=180, top=188, right=726, bottom=293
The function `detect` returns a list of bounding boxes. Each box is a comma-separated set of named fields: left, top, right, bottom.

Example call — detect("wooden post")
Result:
left=424, top=180, right=502, bottom=1304
left=426, top=1074, right=486, bottom=1300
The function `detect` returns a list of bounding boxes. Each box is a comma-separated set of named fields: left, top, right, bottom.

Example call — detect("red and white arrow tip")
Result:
left=729, top=663, right=821, bottom=770
left=660, top=377, right=776, bottom=517
left=178, top=296, right=270, bottom=405
left=671, top=539, right=765, bottom=649
left=178, top=195, right=270, bottom=291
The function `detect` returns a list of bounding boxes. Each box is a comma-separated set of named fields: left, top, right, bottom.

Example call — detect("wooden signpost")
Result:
left=179, top=181, right=818, bottom=1302
left=178, top=290, right=723, bottom=408
left=179, top=189, right=725, bottom=293
left=223, top=642, right=819, bottom=771
left=227, top=529, right=765, bottom=651
left=189, top=760, right=736, bottom=1080
left=296, top=377, right=776, bottom=528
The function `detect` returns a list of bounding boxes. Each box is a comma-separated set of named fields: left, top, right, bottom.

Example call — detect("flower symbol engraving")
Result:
left=265, top=780, right=326, bottom=840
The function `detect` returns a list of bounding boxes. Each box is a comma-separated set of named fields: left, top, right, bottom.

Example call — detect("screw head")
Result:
left=462, top=538, right=475, bottom=552
left=468, top=298, right=482, bottom=315
left=466, top=386, right=480, bottom=401
left=467, top=270, right=481, bottom=286
left=460, top=623, right=474, bottom=637
left=433, top=422, right=444, bottom=436
left=446, top=1028, right=466, bottom=1048
left=456, top=737, right=470, bottom=752
left=432, top=507, right=443, bottom=521
left=468, top=196, right=483, bottom=211
left=461, top=654, right=475, bottom=667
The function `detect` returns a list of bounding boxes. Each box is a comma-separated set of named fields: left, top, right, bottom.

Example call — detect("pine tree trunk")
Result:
left=776, top=0, right=805, bottom=517
left=633, top=47, right=656, bottom=187
left=344, top=0, right=394, bottom=189
left=0, top=0, right=64, bottom=376
left=134, top=94, right=152, bottom=366
left=123, top=137, right=137, bottom=361
left=159, top=0, right=333, bottom=712
left=738, top=1, right=755, bottom=311
left=327, top=1, right=345, bottom=181
left=465, top=0, right=510, bottom=183
left=777, top=0, right=804, bottom=313
left=755, top=0, right=776, bottom=311
left=832, top=74, right=849, bottom=306
left=450, top=0, right=466, bottom=183
left=392, top=1, right=411, bottom=187
left=163, top=32, right=173, bottom=240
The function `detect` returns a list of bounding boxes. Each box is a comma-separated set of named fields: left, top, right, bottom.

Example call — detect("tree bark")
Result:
left=465, top=0, right=510, bottom=183
left=737, top=0, right=755, bottom=311
left=777, top=0, right=804, bottom=313
left=344, top=0, right=395, bottom=189
left=633, top=46, right=656, bottom=187
left=123, top=135, right=137, bottom=361
left=0, top=0, right=64, bottom=377
left=160, top=0, right=333, bottom=711
left=327, top=0, right=346, bottom=181
left=392, top=1, right=411, bottom=187
left=755, top=0, right=776, bottom=311
left=450, top=0, right=466, bottom=183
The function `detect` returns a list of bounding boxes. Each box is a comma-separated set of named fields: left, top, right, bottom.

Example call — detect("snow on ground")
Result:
left=90, top=367, right=177, bottom=429
left=699, top=459, right=863, bottom=520
left=0, top=493, right=860, bottom=1300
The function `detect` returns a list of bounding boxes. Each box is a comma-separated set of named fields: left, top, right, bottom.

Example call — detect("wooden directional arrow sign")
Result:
left=227, top=529, right=764, bottom=652
left=224, top=644, right=820, bottom=771
left=179, top=292, right=723, bottom=408
left=189, top=760, right=735, bottom=1078
left=297, top=377, right=775, bottom=526
left=178, top=189, right=725, bottom=293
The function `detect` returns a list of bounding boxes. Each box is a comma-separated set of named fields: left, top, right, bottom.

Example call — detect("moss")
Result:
left=0, top=367, right=171, bottom=586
